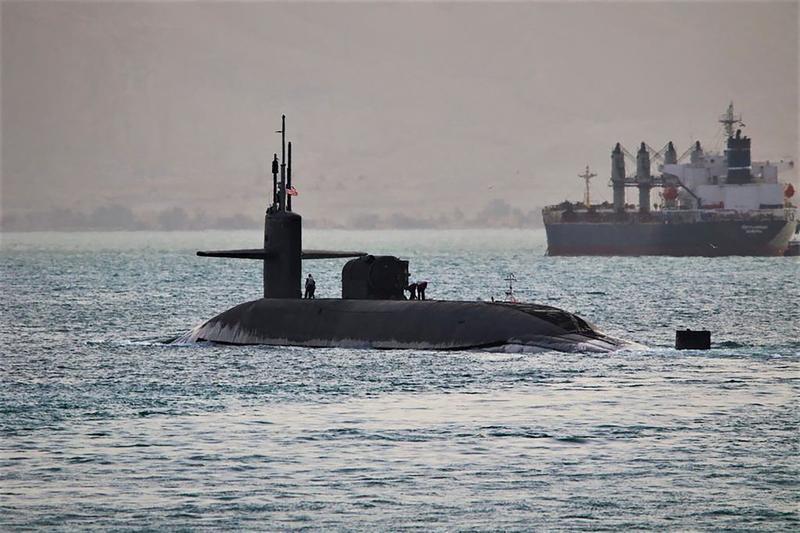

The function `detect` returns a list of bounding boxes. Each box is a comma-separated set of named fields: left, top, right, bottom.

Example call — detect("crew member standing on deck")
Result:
left=407, top=282, right=417, bottom=300
left=417, top=280, right=428, bottom=300
left=304, top=274, right=316, bottom=299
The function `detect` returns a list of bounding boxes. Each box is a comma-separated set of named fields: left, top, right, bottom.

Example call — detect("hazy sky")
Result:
left=2, top=1, right=798, bottom=227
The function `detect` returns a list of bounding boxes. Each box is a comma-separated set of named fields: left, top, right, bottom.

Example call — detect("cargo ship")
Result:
left=542, top=104, right=797, bottom=256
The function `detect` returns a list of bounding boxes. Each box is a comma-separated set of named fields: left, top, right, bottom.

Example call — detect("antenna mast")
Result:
left=276, top=114, right=287, bottom=211
left=578, top=165, right=597, bottom=207
left=719, top=102, right=744, bottom=138
left=504, top=273, right=517, bottom=303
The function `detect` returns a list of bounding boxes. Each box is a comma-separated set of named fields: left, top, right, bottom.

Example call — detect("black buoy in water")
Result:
left=675, top=329, right=711, bottom=350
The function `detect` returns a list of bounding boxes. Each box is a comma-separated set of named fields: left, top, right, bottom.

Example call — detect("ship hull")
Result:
left=545, top=218, right=797, bottom=256
left=175, top=299, right=629, bottom=352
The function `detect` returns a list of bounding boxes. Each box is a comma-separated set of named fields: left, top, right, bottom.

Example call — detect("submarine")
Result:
left=176, top=116, right=630, bottom=353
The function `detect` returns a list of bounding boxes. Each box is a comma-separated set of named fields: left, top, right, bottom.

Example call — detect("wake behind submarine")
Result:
left=177, top=116, right=630, bottom=352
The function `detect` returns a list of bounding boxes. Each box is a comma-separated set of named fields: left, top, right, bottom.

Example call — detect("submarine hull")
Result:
left=177, top=299, right=628, bottom=353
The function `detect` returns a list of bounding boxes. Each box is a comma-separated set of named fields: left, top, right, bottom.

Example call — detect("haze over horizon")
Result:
left=2, top=1, right=798, bottom=230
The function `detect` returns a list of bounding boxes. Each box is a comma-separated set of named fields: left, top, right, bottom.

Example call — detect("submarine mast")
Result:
left=196, top=115, right=367, bottom=297
left=287, top=141, right=293, bottom=212
left=263, top=115, right=302, bottom=298
left=278, top=115, right=287, bottom=212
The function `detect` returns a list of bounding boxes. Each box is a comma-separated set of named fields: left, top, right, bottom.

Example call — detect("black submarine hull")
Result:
left=176, top=299, right=629, bottom=353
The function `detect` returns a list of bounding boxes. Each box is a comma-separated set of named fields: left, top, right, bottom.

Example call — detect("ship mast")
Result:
left=578, top=165, right=596, bottom=207
left=718, top=102, right=745, bottom=139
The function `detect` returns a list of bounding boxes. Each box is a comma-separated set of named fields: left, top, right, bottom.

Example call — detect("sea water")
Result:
left=1, top=229, right=798, bottom=530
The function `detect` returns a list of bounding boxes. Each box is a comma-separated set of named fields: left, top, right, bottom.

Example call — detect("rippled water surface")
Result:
left=1, top=230, right=798, bottom=530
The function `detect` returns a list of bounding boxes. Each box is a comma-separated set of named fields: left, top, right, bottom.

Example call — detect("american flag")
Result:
left=287, top=186, right=299, bottom=196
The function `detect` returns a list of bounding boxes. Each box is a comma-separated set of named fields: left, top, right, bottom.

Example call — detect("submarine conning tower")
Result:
left=196, top=115, right=367, bottom=297
left=264, top=209, right=302, bottom=299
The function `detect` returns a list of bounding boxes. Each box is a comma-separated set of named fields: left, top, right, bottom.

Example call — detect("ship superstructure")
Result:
left=543, top=104, right=797, bottom=256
